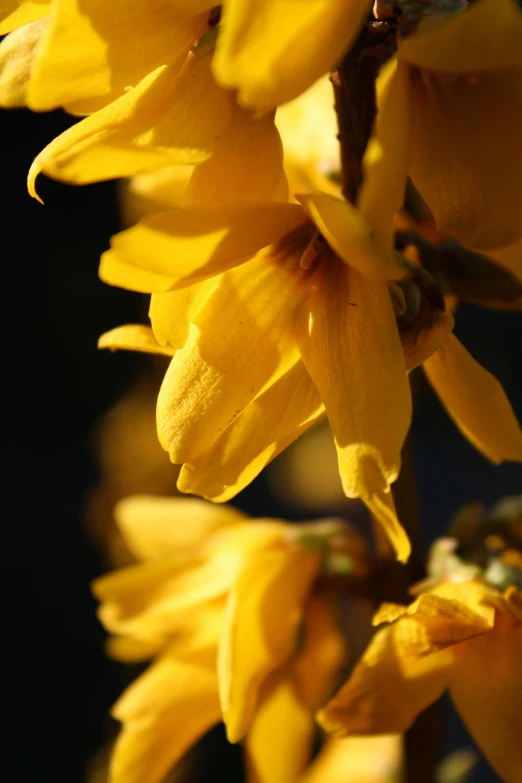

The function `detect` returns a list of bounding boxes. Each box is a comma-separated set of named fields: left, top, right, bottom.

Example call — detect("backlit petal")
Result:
left=218, top=544, right=321, bottom=742
left=318, top=622, right=453, bottom=736
left=213, top=0, right=367, bottom=110
left=106, top=201, right=306, bottom=288
left=27, top=0, right=207, bottom=112
left=99, top=249, right=176, bottom=294
left=0, top=1, right=49, bottom=35
left=449, top=619, right=522, bottom=783
left=97, top=324, right=174, bottom=356
left=0, top=15, right=48, bottom=107
left=423, top=334, right=522, bottom=463
left=149, top=279, right=216, bottom=349
left=111, top=652, right=220, bottom=783
left=245, top=664, right=314, bottom=783
left=185, top=105, right=286, bottom=205
left=357, top=58, right=411, bottom=252
left=296, top=260, right=412, bottom=561
left=300, top=736, right=402, bottom=783
left=408, top=69, right=522, bottom=249
left=398, top=0, right=522, bottom=73
left=178, top=360, right=324, bottom=503
left=298, top=192, right=407, bottom=279
left=29, top=51, right=233, bottom=193
left=157, top=253, right=305, bottom=463
left=114, top=495, right=246, bottom=562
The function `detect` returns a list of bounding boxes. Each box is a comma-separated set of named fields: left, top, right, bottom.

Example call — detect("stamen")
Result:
left=300, top=229, right=323, bottom=270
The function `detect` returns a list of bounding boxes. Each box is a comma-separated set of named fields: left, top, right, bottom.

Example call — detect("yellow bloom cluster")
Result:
left=2, top=0, right=522, bottom=779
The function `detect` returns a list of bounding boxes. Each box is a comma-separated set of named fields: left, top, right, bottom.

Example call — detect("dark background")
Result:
left=2, top=105, right=521, bottom=782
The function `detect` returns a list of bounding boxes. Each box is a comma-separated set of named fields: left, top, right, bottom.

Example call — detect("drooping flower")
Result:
left=93, top=494, right=371, bottom=783
left=368, top=0, right=522, bottom=250
left=319, top=498, right=522, bottom=783
left=99, top=188, right=415, bottom=563
left=99, top=172, right=522, bottom=562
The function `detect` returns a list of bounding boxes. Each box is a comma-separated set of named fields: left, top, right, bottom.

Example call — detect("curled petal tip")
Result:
left=27, top=158, right=43, bottom=203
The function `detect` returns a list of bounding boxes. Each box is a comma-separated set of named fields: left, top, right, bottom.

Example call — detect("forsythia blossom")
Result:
left=93, top=495, right=373, bottom=783
left=319, top=499, right=522, bottom=783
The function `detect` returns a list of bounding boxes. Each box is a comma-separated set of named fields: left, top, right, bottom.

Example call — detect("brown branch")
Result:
left=331, top=19, right=396, bottom=203
left=332, top=12, right=441, bottom=782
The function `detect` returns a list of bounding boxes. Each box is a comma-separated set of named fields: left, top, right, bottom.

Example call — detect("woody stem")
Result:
left=332, top=14, right=440, bottom=783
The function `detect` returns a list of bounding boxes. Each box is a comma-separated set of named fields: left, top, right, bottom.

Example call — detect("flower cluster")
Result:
left=2, top=0, right=522, bottom=779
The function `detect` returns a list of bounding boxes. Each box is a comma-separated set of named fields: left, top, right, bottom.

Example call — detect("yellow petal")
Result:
left=213, top=0, right=367, bottom=110
left=486, top=237, right=522, bottom=284
left=28, top=51, right=233, bottom=193
left=293, top=597, right=347, bottom=710
left=449, top=620, right=522, bottom=783
left=157, top=252, right=306, bottom=464
left=298, top=192, right=407, bottom=279
left=0, top=15, right=48, bottom=107
left=373, top=585, right=495, bottom=657
left=185, top=105, right=285, bottom=205
left=177, top=359, right=324, bottom=503
left=398, top=0, right=522, bottom=73
left=105, top=635, right=165, bottom=664
left=357, top=57, right=411, bottom=252
left=423, top=334, right=522, bottom=463
left=245, top=664, right=314, bottom=783
left=408, top=69, right=522, bottom=249
left=218, top=544, right=321, bottom=742
left=26, top=0, right=206, bottom=112
left=300, top=736, right=402, bottom=783
left=106, top=201, right=306, bottom=289
left=99, top=249, right=177, bottom=294
left=317, top=622, right=453, bottom=736
left=95, top=521, right=289, bottom=640
left=94, top=539, right=259, bottom=641
left=149, top=279, right=216, bottom=349
left=402, top=311, right=455, bottom=373
left=296, top=259, right=412, bottom=561
left=365, top=486, right=411, bottom=566
left=97, top=324, right=174, bottom=356
left=0, top=1, right=49, bottom=35
left=111, top=652, right=220, bottom=783
left=114, top=495, right=246, bottom=562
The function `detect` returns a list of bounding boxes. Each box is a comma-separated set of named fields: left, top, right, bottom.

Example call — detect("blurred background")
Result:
left=3, top=104, right=521, bottom=782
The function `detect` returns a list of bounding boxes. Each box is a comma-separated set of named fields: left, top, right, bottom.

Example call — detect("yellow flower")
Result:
left=117, top=72, right=340, bottom=228
left=93, top=495, right=363, bottom=783
left=2, top=0, right=217, bottom=113
left=212, top=0, right=369, bottom=110
left=27, top=29, right=284, bottom=199
left=367, top=0, right=522, bottom=250
left=99, top=173, right=522, bottom=561
left=318, top=523, right=522, bottom=783
left=99, top=189, right=414, bottom=562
